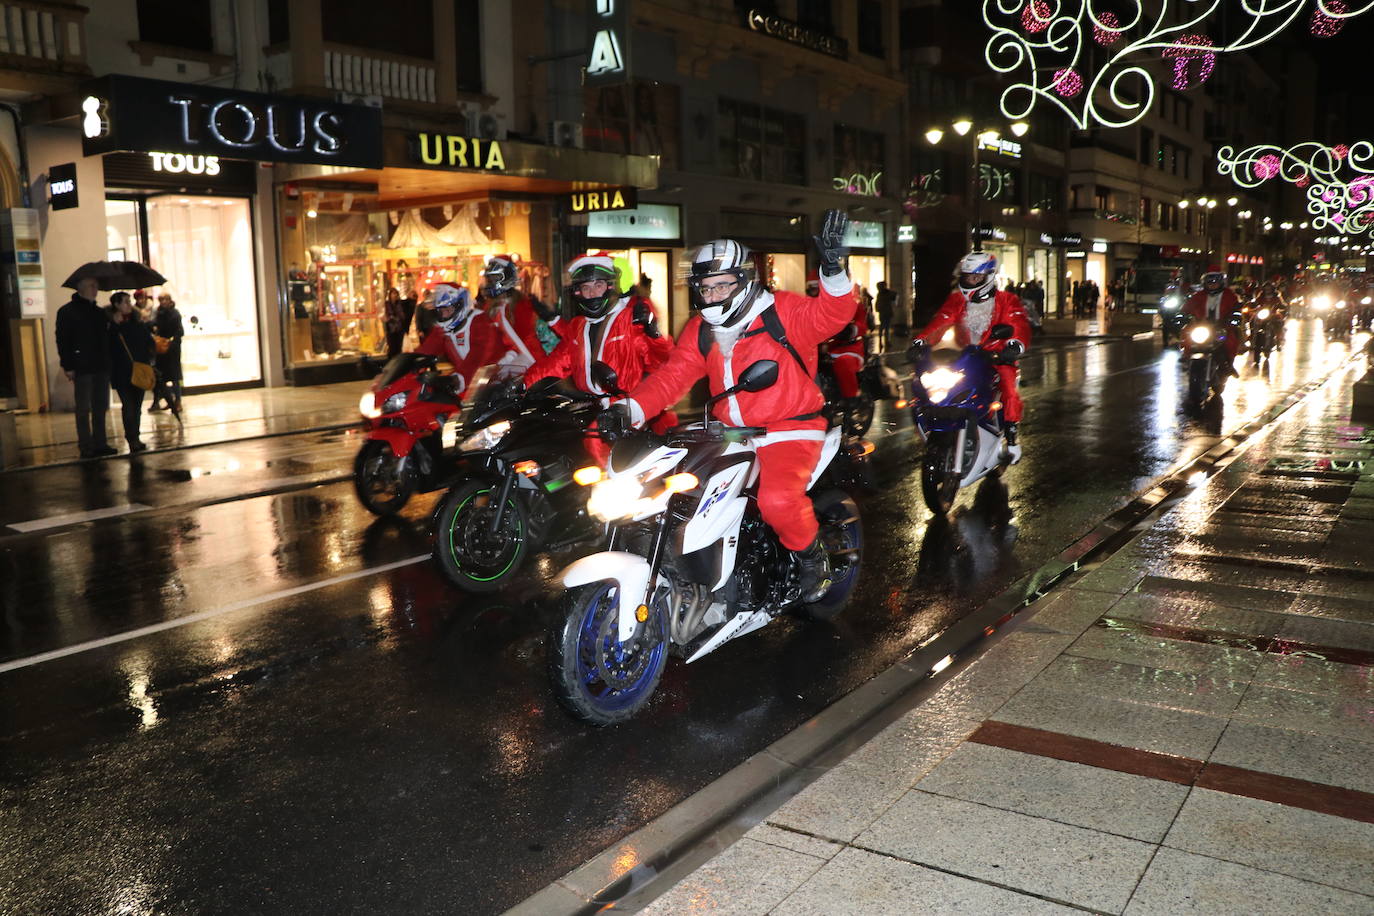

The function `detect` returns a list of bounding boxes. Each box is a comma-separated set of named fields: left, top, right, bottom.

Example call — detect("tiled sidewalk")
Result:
left=0, top=380, right=369, bottom=471
left=636, top=371, right=1374, bottom=914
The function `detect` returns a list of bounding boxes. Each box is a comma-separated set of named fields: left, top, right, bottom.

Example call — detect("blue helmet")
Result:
left=432, top=283, right=471, bottom=331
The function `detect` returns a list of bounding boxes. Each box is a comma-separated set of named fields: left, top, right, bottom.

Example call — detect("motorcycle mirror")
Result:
left=989, top=323, right=1015, bottom=341
left=736, top=360, right=779, bottom=393
left=591, top=361, right=623, bottom=395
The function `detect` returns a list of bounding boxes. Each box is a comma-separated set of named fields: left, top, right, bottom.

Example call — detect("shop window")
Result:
left=832, top=123, right=884, bottom=195
left=321, top=0, right=435, bottom=60
left=857, top=0, right=884, bottom=57
left=137, top=0, right=213, bottom=53
left=1140, top=196, right=1153, bottom=226
left=719, top=99, right=805, bottom=186
left=585, top=81, right=681, bottom=169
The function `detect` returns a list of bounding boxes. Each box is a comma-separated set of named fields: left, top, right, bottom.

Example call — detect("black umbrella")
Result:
left=62, top=261, right=167, bottom=291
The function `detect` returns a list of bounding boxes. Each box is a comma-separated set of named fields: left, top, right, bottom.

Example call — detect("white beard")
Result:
left=961, top=293, right=996, bottom=342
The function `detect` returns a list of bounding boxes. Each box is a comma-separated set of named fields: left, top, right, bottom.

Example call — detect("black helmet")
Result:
left=483, top=254, right=519, bottom=298
left=567, top=252, right=620, bottom=321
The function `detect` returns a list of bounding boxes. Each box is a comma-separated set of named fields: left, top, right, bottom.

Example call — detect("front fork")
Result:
left=488, top=463, right=518, bottom=535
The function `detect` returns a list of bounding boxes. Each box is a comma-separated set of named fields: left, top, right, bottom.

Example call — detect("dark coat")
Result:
left=109, top=315, right=156, bottom=391
left=54, top=294, right=111, bottom=375
left=152, top=305, right=185, bottom=380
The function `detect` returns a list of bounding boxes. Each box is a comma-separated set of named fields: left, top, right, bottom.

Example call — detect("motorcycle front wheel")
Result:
left=920, top=434, right=962, bottom=515
left=800, top=488, right=864, bottom=621
left=1187, top=357, right=1210, bottom=405
left=433, top=478, right=530, bottom=592
left=354, top=439, right=415, bottom=515
left=547, top=582, right=669, bottom=726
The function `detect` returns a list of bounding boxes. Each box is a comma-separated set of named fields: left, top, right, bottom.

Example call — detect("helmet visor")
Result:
left=573, top=277, right=612, bottom=298
left=959, top=271, right=990, bottom=288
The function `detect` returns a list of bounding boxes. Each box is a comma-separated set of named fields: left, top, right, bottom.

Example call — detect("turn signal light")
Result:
left=990, top=401, right=1003, bottom=411
left=895, top=399, right=909, bottom=409
left=514, top=460, right=541, bottom=478
left=635, top=604, right=649, bottom=622
left=574, top=466, right=605, bottom=486
left=663, top=473, right=699, bottom=493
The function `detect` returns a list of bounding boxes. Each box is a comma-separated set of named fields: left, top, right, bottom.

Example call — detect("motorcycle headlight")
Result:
left=919, top=367, right=966, bottom=404
left=459, top=420, right=511, bottom=452
left=381, top=391, right=409, bottom=414
left=1314, top=295, right=1331, bottom=311
left=1162, top=296, right=1181, bottom=311
left=359, top=391, right=382, bottom=419
left=1363, top=297, right=1372, bottom=305
left=1338, top=300, right=1347, bottom=308
left=1256, top=308, right=1271, bottom=321
left=587, top=475, right=646, bottom=522
left=1189, top=326, right=1213, bottom=344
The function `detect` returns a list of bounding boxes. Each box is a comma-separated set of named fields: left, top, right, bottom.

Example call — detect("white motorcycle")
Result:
left=546, top=360, right=867, bottom=725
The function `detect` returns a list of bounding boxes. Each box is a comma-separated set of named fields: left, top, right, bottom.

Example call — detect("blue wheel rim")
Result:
left=573, top=584, right=667, bottom=714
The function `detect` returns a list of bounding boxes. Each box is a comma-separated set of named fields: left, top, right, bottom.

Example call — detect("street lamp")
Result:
left=926, top=117, right=1030, bottom=250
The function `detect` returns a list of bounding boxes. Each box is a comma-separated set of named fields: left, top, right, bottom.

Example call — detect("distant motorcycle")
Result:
left=1159, top=292, right=1187, bottom=347
left=817, top=347, right=903, bottom=438
left=908, top=324, right=1020, bottom=515
left=1246, top=304, right=1284, bottom=365
left=354, top=353, right=464, bottom=515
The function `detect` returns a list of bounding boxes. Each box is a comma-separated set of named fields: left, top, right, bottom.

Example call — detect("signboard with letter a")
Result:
left=586, top=0, right=631, bottom=88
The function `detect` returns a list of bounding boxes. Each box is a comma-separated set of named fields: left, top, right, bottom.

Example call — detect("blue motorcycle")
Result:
left=908, top=324, right=1019, bottom=515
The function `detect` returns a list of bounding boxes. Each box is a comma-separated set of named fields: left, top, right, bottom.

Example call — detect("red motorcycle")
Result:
left=354, top=353, right=465, bottom=515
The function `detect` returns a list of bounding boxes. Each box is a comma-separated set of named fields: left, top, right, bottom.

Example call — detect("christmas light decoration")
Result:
left=1311, top=0, right=1349, bottom=36
left=983, top=1, right=1374, bottom=130
left=1218, top=141, right=1374, bottom=235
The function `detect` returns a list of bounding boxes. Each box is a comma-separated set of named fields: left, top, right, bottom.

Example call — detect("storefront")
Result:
left=275, top=131, right=658, bottom=383
left=583, top=201, right=683, bottom=332
left=846, top=220, right=889, bottom=311
left=977, top=226, right=1022, bottom=291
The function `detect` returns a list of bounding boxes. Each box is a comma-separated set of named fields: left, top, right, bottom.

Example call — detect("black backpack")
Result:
left=696, top=305, right=808, bottom=374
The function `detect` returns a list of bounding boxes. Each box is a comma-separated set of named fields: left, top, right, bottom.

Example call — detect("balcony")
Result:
left=0, top=1, right=88, bottom=81
left=263, top=42, right=439, bottom=108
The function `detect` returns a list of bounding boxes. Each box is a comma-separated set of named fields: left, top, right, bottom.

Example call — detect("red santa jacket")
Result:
left=415, top=311, right=498, bottom=395
left=525, top=297, right=672, bottom=395
left=916, top=289, right=1032, bottom=353
left=1184, top=288, right=1242, bottom=323
left=827, top=293, right=869, bottom=356
left=490, top=294, right=561, bottom=365
left=628, top=277, right=855, bottom=432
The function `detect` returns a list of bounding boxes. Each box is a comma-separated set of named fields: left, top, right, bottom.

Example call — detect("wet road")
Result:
left=0, top=323, right=1361, bottom=914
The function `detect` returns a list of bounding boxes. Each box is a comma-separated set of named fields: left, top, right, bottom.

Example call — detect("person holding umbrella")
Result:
left=107, top=291, right=155, bottom=453
left=54, top=276, right=116, bottom=458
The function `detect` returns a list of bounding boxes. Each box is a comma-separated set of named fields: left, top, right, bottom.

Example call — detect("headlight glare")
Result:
left=919, top=367, right=966, bottom=404
left=587, top=475, right=645, bottom=522
left=359, top=391, right=382, bottom=419
left=460, top=420, right=511, bottom=452
left=1256, top=308, right=1271, bottom=321
left=1189, top=326, right=1212, bottom=344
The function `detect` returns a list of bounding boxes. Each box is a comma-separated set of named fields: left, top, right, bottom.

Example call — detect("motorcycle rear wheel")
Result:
left=354, top=439, right=415, bottom=515
left=433, top=479, right=530, bottom=592
left=547, top=582, right=669, bottom=726
left=799, top=488, right=864, bottom=621
left=844, top=397, right=876, bottom=438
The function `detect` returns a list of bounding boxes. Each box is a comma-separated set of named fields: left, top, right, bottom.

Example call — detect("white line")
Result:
left=8, top=503, right=154, bottom=533
left=0, top=553, right=430, bottom=674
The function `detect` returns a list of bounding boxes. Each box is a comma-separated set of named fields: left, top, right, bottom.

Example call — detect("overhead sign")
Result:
left=975, top=225, right=1008, bottom=242
left=80, top=74, right=384, bottom=168
left=1039, top=231, right=1083, bottom=247
left=978, top=136, right=1023, bottom=158
left=844, top=220, right=886, bottom=249
left=745, top=9, right=847, bottom=58
left=47, top=163, right=78, bottom=210
left=585, top=0, right=630, bottom=88
left=149, top=152, right=220, bottom=175
left=897, top=225, right=916, bottom=243
left=409, top=133, right=507, bottom=171
left=567, top=186, right=637, bottom=213
left=588, top=203, right=681, bottom=241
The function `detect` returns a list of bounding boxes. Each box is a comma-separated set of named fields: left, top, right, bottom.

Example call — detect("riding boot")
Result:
left=795, top=536, right=833, bottom=603
left=1004, top=422, right=1023, bottom=465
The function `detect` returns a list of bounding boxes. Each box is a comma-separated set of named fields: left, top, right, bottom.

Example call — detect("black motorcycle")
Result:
left=1246, top=304, right=1284, bottom=365
left=431, top=376, right=602, bottom=592
left=1182, top=316, right=1237, bottom=407
left=817, top=346, right=901, bottom=438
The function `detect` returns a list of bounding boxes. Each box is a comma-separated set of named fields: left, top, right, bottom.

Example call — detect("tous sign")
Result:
left=149, top=152, right=221, bottom=175
left=169, top=96, right=344, bottom=155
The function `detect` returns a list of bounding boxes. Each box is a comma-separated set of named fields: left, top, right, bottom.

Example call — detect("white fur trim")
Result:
left=820, top=270, right=852, bottom=298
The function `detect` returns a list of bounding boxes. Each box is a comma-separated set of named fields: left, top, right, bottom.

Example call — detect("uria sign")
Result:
left=80, top=75, right=384, bottom=169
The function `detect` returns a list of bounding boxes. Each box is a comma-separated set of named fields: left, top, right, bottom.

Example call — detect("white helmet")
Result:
left=688, top=239, right=762, bottom=327
left=956, top=251, right=999, bottom=303
left=432, top=283, right=471, bottom=331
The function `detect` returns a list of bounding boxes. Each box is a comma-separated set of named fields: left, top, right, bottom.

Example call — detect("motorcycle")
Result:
left=1355, top=293, right=1374, bottom=332
left=1159, top=292, right=1187, bottom=347
left=1181, top=316, right=1236, bottom=406
left=817, top=346, right=903, bottom=438
left=430, top=374, right=603, bottom=592
left=1246, top=304, right=1284, bottom=365
left=354, top=353, right=465, bottom=515
left=908, top=324, right=1020, bottom=516
left=1323, top=297, right=1353, bottom=341
left=546, top=360, right=867, bottom=725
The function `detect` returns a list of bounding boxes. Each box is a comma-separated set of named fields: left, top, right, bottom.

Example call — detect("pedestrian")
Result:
left=150, top=293, right=184, bottom=413
left=133, top=288, right=154, bottom=322
left=108, top=291, right=155, bottom=453
left=1087, top=280, right=1100, bottom=316
left=54, top=276, right=117, bottom=458
left=383, top=287, right=408, bottom=358
left=1071, top=281, right=1082, bottom=318
left=875, top=280, right=895, bottom=349
left=860, top=285, right=875, bottom=333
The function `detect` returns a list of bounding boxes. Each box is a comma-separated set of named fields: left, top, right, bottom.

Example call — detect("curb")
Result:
left=508, top=350, right=1364, bottom=916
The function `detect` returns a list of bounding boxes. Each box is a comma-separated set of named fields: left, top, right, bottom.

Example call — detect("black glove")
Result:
left=814, top=209, right=850, bottom=277
left=838, top=323, right=860, bottom=344
left=531, top=295, right=559, bottom=323
left=907, top=338, right=930, bottom=363
left=632, top=301, right=661, bottom=339
left=993, top=340, right=1025, bottom=364
left=596, top=403, right=632, bottom=440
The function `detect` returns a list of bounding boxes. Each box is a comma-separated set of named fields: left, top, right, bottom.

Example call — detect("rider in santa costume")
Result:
left=524, top=252, right=676, bottom=460
left=1183, top=270, right=1242, bottom=372
left=911, top=250, right=1032, bottom=462
left=414, top=283, right=497, bottom=397
left=599, top=210, right=857, bottom=603
left=482, top=253, right=562, bottom=377
left=812, top=270, right=868, bottom=400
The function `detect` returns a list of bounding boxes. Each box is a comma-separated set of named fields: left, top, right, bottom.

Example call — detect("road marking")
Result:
left=0, top=553, right=430, bottom=674
left=7, top=503, right=154, bottom=533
